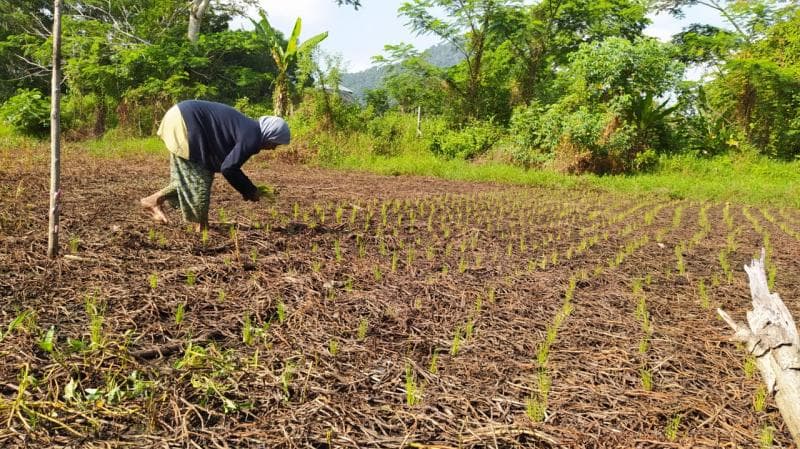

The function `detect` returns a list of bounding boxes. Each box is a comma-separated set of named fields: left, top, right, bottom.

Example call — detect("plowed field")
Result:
left=1, top=148, right=798, bottom=448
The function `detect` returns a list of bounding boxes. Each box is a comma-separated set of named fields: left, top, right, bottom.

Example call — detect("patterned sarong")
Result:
left=157, top=154, right=214, bottom=224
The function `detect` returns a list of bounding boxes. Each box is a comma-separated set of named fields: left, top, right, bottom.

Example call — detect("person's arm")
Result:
left=220, top=143, right=259, bottom=200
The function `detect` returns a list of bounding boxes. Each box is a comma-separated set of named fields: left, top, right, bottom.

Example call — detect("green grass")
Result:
left=324, top=151, right=800, bottom=208
left=83, top=133, right=164, bottom=158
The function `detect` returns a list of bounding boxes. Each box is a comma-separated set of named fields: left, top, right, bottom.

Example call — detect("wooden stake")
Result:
left=47, top=0, right=63, bottom=259
left=718, top=249, right=800, bottom=445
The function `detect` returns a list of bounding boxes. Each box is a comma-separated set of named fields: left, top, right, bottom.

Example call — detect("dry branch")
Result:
left=717, top=249, right=800, bottom=445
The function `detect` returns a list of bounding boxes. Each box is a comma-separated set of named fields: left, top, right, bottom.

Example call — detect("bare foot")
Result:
left=140, top=197, right=168, bottom=224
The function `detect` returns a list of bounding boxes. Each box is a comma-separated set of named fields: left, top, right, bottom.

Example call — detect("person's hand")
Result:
left=244, top=189, right=261, bottom=202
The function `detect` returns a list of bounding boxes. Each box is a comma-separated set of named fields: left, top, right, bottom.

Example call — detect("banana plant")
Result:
left=251, top=10, right=328, bottom=117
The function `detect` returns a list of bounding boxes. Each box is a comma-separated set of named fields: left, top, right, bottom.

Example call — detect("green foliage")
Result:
left=509, top=37, right=684, bottom=173
left=0, top=89, right=49, bottom=137
left=429, top=121, right=502, bottom=160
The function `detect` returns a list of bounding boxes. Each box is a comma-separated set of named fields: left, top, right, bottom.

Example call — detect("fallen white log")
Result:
left=717, top=249, right=800, bottom=445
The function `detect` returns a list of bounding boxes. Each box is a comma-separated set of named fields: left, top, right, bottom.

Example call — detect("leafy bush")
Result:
left=368, top=112, right=414, bottom=156
left=510, top=38, right=683, bottom=173
left=429, top=121, right=502, bottom=160
left=0, top=89, right=49, bottom=137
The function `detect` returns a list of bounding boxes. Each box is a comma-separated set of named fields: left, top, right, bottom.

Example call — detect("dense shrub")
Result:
left=509, top=38, right=683, bottom=173
left=368, top=112, right=414, bottom=156
left=429, top=121, right=502, bottom=160
left=0, top=89, right=49, bottom=137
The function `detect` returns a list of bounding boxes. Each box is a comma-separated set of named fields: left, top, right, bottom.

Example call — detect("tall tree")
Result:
left=399, top=0, right=517, bottom=120
left=188, top=0, right=211, bottom=44
left=251, top=10, right=328, bottom=116
left=494, top=0, right=649, bottom=105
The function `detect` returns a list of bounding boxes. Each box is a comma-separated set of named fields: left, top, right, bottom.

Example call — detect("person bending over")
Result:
left=140, top=100, right=290, bottom=232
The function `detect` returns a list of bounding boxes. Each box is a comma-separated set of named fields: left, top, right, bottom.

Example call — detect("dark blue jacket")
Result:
left=177, top=100, right=262, bottom=198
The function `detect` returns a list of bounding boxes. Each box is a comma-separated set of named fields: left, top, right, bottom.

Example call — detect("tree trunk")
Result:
left=48, top=0, right=63, bottom=259
left=718, top=250, right=800, bottom=445
left=188, top=0, right=211, bottom=44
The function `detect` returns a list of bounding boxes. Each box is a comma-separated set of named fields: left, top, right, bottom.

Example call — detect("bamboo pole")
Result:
left=47, top=0, right=63, bottom=259
left=718, top=249, right=800, bottom=445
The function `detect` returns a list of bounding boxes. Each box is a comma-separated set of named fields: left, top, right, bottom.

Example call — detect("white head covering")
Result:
left=258, top=116, right=291, bottom=147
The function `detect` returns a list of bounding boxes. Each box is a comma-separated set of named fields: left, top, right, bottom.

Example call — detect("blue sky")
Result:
left=239, top=1, right=727, bottom=72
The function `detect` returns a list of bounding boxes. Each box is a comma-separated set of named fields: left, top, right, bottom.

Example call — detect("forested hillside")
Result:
left=342, top=42, right=462, bottom=100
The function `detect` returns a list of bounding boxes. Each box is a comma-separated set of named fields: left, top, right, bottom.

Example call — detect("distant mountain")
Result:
left=341, top=42, right=462, bottom=101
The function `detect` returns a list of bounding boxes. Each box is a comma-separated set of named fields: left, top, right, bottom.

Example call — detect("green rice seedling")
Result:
left=344, top=277, right=353, bottom=291
left=487, top=286, right=496, bottom=304
left=753, top=384, right=768, bottom=412
left=292, top=203, right=300, bottom=220
left=391, top=251, right=399, bottom=273
left=276, top=300, right=287, bottom=323
left=450, top=326, right=462, bottom=356
left=441, top=264, right=449, bottom=276
left=718, top=249, right=733, bottom=283
left=201, top=228, right=209, bottom=245
left=373, top=265, right=383, bottom=282
left=68, top=235, right=80, bottom=254
left=640, top=367, right=653, bottom=391
left=38, top=326, right=56, bottom=353
left=464, top=317, right=475, bottom=340
left=280, top=361, right=295, bottom=400
left=149, top=273, right=158, bottom=290
left=537, top=341, right=550, bottom=367
left=85, top=294, right=104, bottom=350
left=335, top=205, right=344, bottom=224
left=328, top=338, right=339, bottom=356
left=185, top=270, right=196, bottom=286
left=378, top=238, right=387, bottom=256
left=672, top=205, right=684, bottom=229
left=218, top=208, right=229, bottom=225
left=526, top=395, right=546, bottom=422
left=664, top=415, right=681, bottom=441
left=474, top=296, right=483, bottom=315
left=311, top=260, right=322, bottom=273
left=405, top=363, right=421, bottom=406
left=723, top=203, right=733, bottom=231
left=743, top=355, right=757, bottom=378
left=638, top=335, right=650, bottom=354
left=174, top=302, right=186, bottom=325
left=550, top=251, right=558, bottom=266
left=250, top=248, right=258, bottom=264
left=675, top=244, right=685, bottom=275
left=357, top=317, right=368, bottom=341
left=428, top=351, right=439, bottom=374
left=406, top=247, right=416, bottom=269
left=217, top=289, right=226, bottom=302
left=148, top=228, right=156, bottom=242
left=458, top=257, right=467, bottom=273
left=760, top=425, right=774, bottom=449
left=316, top=204, right=326, bottom=224
left=334, top=239, right=343, bottom=262
left=242, top=313, right=254, bottom=346
left=357, top=236, right=366, bottom=258
left=349, top=206, right=358, bottom=226
left=697, top=279, right=710, bottom=309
